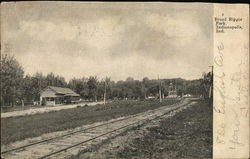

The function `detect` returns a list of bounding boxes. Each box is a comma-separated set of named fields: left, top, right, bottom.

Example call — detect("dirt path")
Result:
left=1, top=99, right=196, bottom=159
left=1, top=102, right=104, bottom=118
left=80, top=100, right=211, bottom=159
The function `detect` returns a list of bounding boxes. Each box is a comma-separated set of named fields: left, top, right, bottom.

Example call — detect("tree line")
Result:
left=1, top=55, right=212, bottom=107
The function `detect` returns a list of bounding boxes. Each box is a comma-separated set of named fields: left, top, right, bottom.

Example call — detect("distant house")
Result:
left=167, top=82, right=178, bottom=98
left=40, top=86, right=80, bottom=106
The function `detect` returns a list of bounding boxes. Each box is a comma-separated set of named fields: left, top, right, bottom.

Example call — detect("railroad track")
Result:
left=1, top=99, right=194, bottom=159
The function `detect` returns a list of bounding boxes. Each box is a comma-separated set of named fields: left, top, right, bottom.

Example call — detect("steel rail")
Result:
left=1, top=101, right=181, bottom=155
left=1, top=113, right=139, bottom=154
left=37, top=104, right=185, bottom=159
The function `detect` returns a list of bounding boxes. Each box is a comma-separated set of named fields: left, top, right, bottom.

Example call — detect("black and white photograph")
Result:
left=3, top=2, right=248, bottom=159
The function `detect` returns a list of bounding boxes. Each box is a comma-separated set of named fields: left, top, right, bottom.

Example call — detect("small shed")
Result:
left=40, top=86, right=80, bottom=106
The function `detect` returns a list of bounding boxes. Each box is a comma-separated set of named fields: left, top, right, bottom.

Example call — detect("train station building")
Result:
left=40, top=86, right=80, bottom=106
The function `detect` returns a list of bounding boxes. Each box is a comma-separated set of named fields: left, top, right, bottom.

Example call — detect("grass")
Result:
left=117, top=100, right=213, bottom=159
left=1, top=99, right=180, bottom=145
left=1, top=105, right=45, bottom=113
left=0, top=101, right=96, bottom=113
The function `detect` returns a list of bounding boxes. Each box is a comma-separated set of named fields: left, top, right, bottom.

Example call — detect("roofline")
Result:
left=39, top=86, right=57, bottom=95
left=40, top=86, right=80, bottom=96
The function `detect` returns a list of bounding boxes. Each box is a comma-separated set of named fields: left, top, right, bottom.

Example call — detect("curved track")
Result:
left=1, top=99, right=194, bottom=159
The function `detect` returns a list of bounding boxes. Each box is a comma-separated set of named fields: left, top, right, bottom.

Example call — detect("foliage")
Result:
left=1, top=55, right=212, bottom=106
left=201, top=72, right=213, bottom=99
left=1, top=55, right=24, bottom=106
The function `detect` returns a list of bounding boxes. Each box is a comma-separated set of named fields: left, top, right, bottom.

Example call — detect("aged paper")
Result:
left=0, top=2, right=249, bottom=159
left=213, top=4, right=249, bottom=159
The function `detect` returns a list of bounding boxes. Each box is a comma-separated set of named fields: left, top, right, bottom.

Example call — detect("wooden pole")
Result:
left=104, top=80, right=106, bottom=105
left=158, top=75, right=162, bottom=103
left=209, top=66, right=214, bottom=99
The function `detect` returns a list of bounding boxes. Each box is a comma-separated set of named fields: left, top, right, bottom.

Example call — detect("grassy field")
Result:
left=1, top=105, right=44, bottom=113
left=1, top=101, right=100, bottom=113
left=1, top=99, right=180, bottom=145
left=116, top=100, right=213, bottom=159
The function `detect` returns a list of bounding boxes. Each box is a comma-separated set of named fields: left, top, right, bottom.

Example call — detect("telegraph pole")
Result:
left=38, top=76, right=42, bottom=105
left=209, top=65, right=213, bottom=76
left=208, top=66, right=214, bottom=99
left=104, top=80, right=106, bottom=105
left=158, top=75, right=162, bottom=103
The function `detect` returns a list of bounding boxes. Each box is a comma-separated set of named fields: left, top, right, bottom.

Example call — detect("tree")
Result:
left=147, top=80, right=158, bottom=96
left=1, top=55, right=24, bottom=107
left=46, top=72, right=55, bottom=86
left=97, top=77, right=111, bottom=104
left=55, top=75, right=67, bottom=87
left=201, top=72, right=213, bottom=99
left=1, top=54, right=210, bottom=106
left=87, top=76, right=98, bottom=101
left=68, top=77, right=88, bottom=100
left=22, top=72, right=47, bottom=103
left=22, top=75, right=39, bottom=103
left=142, top=77, right=150, bottom=99
left=46, top=72, right=67, bottom=87
left=126, top=77, right=134, bottom=82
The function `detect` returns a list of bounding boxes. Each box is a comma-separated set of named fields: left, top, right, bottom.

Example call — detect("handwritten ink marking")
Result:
left=214, top=42, right=226, bottom=114
left=240, top=108, right=249, bottom=118
left=229, top=110, right=245, bottom=149
left=216, top=123, right=226, bottom=144
left=216, top=136, right=226, bottom=144
left=214, top=43, right=224, bottom=66
left=214, top=72, right=226, bottom=114
left=213, top=42, right=228, bottom=145
left=229, top=61, right=242, bottom=102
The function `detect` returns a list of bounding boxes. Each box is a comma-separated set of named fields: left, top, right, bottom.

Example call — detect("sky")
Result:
left=1, top=2, right=213, bottom=81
